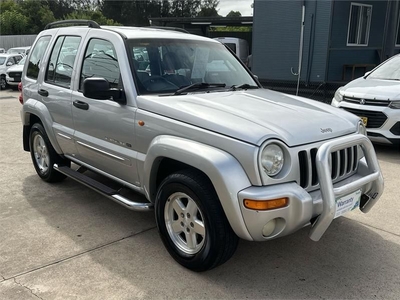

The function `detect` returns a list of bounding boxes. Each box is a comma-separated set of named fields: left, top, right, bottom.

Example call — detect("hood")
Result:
left=6, top=64, right=23, bottom=73
left=343, top=77, right=400, bottom=100
left=137, top=89, right=359, bottom=146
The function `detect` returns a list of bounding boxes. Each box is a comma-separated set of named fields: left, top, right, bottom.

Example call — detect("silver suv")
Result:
left=21, top=20, right=384, bottom=271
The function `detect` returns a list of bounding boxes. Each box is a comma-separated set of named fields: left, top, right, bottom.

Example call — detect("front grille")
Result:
left=8, top=71, right=22, bottom=78
left=298, top=146, right=358, bottom=190
left=342, top=108, right=387, bottom=128
left=343, top=96, right=390, bottom=107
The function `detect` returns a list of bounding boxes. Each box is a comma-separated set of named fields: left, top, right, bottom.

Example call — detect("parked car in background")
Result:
left=7, top=46, right=31, bottom=56
left=332, top=54, right=400, bottom=145
left=213, top=37, right=249, bottom=62
left=6, top=56, right=26, bottom=88
left=0, top=53, right=23, bottom=89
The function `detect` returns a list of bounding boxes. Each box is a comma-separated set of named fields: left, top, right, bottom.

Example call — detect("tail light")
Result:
left=18, top=82, right=23, bottom=104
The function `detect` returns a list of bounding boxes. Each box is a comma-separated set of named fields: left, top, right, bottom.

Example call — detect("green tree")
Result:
left=0, top=0, right=21, bottom=13
left=198, top=0, right=220, bottom=17
left=101, top=0, right=162, bottom=26
left=47, top=0, right=74, bottom=19
left=20, top=0, right=56, bottom=33
left=226, top=10, right=242, bottom=17
left=0, top=10, right=29, bottom=35
left=171, top=0, right=201, bottom=17
left=65, top=10, right=120, bottom=26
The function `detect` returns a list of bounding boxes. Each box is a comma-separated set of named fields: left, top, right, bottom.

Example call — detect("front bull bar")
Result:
left=309, top=134, right=384, bottom=241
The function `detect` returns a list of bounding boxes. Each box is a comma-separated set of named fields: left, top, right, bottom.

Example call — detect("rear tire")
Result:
left=155, top=169, right=238, bottom=271
left=29, top=123, right=70, bottom=182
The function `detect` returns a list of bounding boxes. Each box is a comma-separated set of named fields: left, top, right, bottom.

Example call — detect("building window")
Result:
left=347, top=3, right=372, bottom=46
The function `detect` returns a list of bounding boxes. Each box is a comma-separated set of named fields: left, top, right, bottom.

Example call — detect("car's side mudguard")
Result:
left=21, top=98, right=63, bottom=154
left=143, top=135, right=253, bottom=240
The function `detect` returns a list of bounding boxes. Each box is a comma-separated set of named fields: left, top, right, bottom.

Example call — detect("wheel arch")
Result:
left=21, top=101, right=63, bottom=154
left=23, top=113, right=42, bottom=151
left=144, top=135, right=253, bottom=240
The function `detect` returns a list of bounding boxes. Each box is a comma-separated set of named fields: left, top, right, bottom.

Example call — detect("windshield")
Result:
left=369, top=55, right=400, bottom=80
left=7, top=49, right=22, bottom=54
left=0, top=57, right=5, bottom=65
left=19, top=56, right=27, bottom=65
left=127, top=38, right=257, bottom=95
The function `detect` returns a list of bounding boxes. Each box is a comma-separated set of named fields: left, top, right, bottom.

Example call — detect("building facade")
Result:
left=252, top=0, right=400, bottom=85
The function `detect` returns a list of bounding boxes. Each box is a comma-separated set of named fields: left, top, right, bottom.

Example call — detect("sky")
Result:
left=217, top=0, right=254, bottom=16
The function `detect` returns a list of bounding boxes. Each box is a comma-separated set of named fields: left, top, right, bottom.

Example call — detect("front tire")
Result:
left=155, top=170, right=239, bottom=271
left=0, top=76, right=7, bottom=90
left=29, top=123, right=70, bottom=182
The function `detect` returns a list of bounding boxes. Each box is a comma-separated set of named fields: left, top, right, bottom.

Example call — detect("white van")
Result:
left=213, top=37, right=249, bottom=62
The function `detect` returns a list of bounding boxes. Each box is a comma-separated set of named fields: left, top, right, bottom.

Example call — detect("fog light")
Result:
left=262, top=219, right=277, bottom=237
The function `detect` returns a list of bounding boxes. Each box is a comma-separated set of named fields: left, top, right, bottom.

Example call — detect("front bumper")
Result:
left=332, top=98, right=400, bottom=144
left=6, top=75, right=20, bottom=86
left=238, top=134, right=384, bottom=241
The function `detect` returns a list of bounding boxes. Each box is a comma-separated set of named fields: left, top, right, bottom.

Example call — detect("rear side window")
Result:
left=80, top=38, right=121, bottom=90
left=45, top=36, right=81, bottom=88
left=27, top=36, right=51, bottom=80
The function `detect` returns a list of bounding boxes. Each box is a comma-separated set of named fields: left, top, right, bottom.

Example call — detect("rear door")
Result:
left=38, top=28, right=89, bottom=156
left=71, top=31, right=140, bottom=186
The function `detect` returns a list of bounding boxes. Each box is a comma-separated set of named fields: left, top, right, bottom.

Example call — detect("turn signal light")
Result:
left=244, top=198, right=288, bottom=211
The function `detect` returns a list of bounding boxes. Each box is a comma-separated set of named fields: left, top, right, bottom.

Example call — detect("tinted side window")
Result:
left=27, top=36, right=51, bottom=80
left=45, top=36, right=81, bottom=88
left=80, top=39, right=120, bottom=90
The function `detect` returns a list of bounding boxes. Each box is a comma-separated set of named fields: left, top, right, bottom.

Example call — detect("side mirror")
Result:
left=364, top=71, right=372, bottom=78
left=253, top=74, right=259, bottom=80
left=6, top=61, right=13, bottom=66
left=83, top=77, right=126, bottom=104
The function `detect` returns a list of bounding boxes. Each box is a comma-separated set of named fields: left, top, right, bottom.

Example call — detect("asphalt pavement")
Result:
left=1, top=88, right=399, bottom=299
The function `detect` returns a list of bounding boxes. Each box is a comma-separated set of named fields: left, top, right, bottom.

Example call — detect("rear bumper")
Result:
left=238, top=134, right=383, bottom=241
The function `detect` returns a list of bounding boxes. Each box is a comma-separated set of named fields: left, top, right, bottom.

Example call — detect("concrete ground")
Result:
left=0, top=88, right=399, bottom=299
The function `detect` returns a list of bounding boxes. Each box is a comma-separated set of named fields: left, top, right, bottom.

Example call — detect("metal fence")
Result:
left=260, top=79, right=343, bottom=104
left=0, top=35, right=37, bottom=51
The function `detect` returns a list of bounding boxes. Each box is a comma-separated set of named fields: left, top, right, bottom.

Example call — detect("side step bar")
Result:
left=54, top=164, right=153, bottom=211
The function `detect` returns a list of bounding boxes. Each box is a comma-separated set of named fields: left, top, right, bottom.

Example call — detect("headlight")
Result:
left=261, top=144, right=284, bottom=176
left=334, top=87, right=344, bottom=102
left=389, top=101, right=400, bottom=109
left=358, top=121, right=367, bottom=136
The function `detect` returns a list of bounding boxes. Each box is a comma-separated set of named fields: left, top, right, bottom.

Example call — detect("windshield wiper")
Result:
left=174, top=82, right=226, bottom=95
left=230, top=83, right=259, bottom=91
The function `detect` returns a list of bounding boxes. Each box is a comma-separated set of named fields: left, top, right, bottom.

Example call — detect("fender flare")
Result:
left=22, top=98, right=63, bottom=154
left=143, top=135, right=253, bottom=240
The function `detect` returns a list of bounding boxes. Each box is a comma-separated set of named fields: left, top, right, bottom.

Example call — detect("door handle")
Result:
left=73, top=100, right=89, bottom=110
left=38, top=89, right=49, bottom=97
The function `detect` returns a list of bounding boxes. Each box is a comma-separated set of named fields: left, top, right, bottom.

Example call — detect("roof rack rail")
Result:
left=45, top=19, right=101, bottom=30
left=148, top=26, right=189, bottom=34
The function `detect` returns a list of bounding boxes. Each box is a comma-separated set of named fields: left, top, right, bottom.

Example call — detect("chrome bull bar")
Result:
left=309, top=134, right=384, bottom=241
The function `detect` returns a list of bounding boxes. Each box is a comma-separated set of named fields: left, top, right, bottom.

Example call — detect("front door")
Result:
left=71, top=36, right=140, bottom=186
